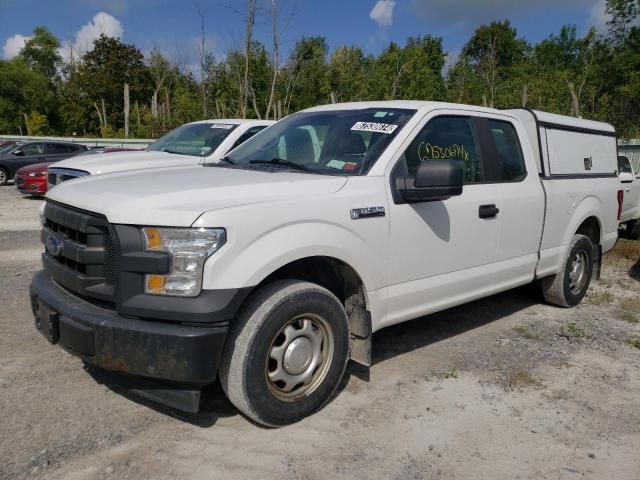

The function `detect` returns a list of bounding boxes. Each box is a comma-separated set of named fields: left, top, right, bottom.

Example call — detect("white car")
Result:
left=618, top=154, right=640, bottom=238
left=32, top=101, right=620, bottom=426
left=47, top=119, right=274, bottom=186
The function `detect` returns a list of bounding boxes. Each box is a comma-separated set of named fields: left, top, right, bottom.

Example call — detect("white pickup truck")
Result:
left=618, top=154, right=640, bottom=239
left=30, top=101, right=621, bottom=426
left=47, top=118, right=273, bottom=187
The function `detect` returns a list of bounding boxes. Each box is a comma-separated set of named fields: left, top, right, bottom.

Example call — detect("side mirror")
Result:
left=620, top=171, right=634, bottom=183
left=12, top=149, right=23, bottom=156
left=397, top=159, right=464, bottom=203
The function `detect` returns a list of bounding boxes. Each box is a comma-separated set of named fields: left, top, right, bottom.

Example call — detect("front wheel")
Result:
left=0, top=167, right=9, bottom=186
left=541, top=234, right=594, bottom=307
left=219, top=280, right=350, bottom=427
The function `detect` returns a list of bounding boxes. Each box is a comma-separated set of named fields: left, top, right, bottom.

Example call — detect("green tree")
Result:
left=78, top=35, right=152, bottom=134
left=19, top=26, right=61, bottom=79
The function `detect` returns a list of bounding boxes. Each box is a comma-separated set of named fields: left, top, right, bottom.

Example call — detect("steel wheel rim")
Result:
left=265, top=313, right=334, bottom=402
left=0, top=170, right=6, bottom=184
left=568, top=250, right=589, bottom=294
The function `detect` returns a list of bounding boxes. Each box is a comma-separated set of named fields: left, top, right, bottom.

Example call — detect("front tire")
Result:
left=541, top=234, right=594, bottom=307
left=0, top=167, right=9, bottom=186
left=219, top=280, right=350, bottom=427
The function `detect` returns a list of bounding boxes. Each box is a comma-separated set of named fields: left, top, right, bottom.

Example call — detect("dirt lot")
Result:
left=1, top=184, right=639, bottom=480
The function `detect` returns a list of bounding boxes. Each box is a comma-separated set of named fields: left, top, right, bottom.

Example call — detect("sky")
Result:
left=0, top=0, right=612, bottom=68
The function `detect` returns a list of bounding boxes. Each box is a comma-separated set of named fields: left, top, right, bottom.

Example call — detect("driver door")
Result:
left=385, top=111, right=501, bottom=324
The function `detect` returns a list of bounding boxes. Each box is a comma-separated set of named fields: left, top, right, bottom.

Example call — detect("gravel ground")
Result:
left=1, top=184, right=639, bottom=480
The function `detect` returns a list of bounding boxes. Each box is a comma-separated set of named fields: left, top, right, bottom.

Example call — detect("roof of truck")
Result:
left=186, top=119, right=275, bottom=126
left=504, top=109, right=615, bottom=134
left=304, top=101, right=616, bottom=134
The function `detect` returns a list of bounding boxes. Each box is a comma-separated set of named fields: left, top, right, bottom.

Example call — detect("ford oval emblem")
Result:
left=45, top=235, right=62, bottom=257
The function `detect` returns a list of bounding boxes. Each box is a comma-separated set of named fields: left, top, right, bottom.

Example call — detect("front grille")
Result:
left=15, top=177, right=25, bottom=186
left=42, top=202, right=115, bottom=306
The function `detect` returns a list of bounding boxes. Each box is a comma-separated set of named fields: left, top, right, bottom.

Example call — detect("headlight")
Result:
left=28, top=172, right=45, bottom=177
left=142, top=227, right=226, bottom=297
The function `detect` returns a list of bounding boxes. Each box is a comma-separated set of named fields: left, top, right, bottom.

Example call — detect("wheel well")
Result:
left=258, top=256, right=372, bottom=365
left=576, top=216, right=601, bottom=245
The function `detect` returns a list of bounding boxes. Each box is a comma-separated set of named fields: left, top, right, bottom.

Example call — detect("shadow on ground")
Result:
left=86, top=283, right=542, bottom=426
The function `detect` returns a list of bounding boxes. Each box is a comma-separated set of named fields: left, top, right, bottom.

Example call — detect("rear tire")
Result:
left=219, top=280, right=350, bottom=427
left=626, top=220, right=640, bottom=240
left=541, top=234, right=594, bottom=307
left=0, top=167, right=9, bottom=186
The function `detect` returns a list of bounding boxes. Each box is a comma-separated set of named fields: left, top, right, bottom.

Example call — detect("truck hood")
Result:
left=52, top=150, right=204, bottom=175
left=46, top=165, right=348, bottom=226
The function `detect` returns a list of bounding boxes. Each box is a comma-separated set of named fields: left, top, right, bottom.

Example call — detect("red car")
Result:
left=14, top=162, right=55, bottom=196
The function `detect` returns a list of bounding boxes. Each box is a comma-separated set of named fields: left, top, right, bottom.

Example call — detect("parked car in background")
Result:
left=14, top=162, right=55, bottom=196
left=15, top=148, right=141, bottom=196
left=48, top=119, right=274, bottom=188
left=32, top=101, right=621, bottom=425
left=0, top=141, right=22, bottom=155
left=618, top=155, right=640, bottom=239
left=0, top=141, right=86, bottom=186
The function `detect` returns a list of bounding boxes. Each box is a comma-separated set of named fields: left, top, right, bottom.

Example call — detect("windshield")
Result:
left=0, top=143, right=18, bottom=155
left=226, top=108, right=415, bottom=175
left=147, top=123, right=238, bottom=157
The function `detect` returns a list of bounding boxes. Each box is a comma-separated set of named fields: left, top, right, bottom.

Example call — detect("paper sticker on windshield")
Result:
left=210, top=123, right=234, bottom=129
left=327, top=159, right=346, bottom=169
left=351, top=121, right=398, bottom=134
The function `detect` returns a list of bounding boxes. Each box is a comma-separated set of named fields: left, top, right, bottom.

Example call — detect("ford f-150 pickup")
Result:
left=30, top=101, right=621, bottom=426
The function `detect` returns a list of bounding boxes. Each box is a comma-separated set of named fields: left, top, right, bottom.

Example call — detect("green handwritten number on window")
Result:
left=417, top=142, right=470, bottom=162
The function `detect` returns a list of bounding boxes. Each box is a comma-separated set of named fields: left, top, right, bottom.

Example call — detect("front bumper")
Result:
left=15, top=176, right=46, bottom=194
left=30, top=270, right=228, bottom=385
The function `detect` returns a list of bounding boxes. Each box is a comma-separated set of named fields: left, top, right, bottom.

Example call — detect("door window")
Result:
left=230, top=126, right=267, bottom=150
left=401, top=116, right=483, bottom=183
left=17, top=143, right=45, bottom=156
left=486, top=120, right=526, bottom=182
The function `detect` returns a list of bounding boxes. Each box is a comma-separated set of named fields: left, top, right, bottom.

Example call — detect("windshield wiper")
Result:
left=162, top=148, right=183, bottom=155
left=219, top=156, right=236, bottom=165
left=249, top=158, right=315, bottom=174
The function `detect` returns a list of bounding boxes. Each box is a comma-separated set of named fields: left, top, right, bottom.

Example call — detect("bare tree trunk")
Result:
left=135, top=101, right=140, bottom=130
left=152, top=90, right=158, bottom=119
left=481, top=94, right=488, bottom=108
left=195, top=3, right=208, bottom=116
left=101, top=98, right=107, bottom=128
left=124, top=83, right=130, bottom=139
left=277, top=99, right=282, bottom=120
left=250, top=86, right=262, bottom=119
left=241, top=0, right=257, bottom=118
left=93, top=102, right=103, bottom=128
left=330, top=91, right=337, bottom=104
left=23, top=113, right=31, bottom=136
left=521, top=83, right=528, bottom=108
left=165, top=89, right=171, bottom=124
left=266, top=0, right=279, bottom=120
left=567, top=80, right=580, bottom=117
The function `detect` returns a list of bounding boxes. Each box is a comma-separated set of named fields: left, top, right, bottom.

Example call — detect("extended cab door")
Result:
left=619, top=155, right=640, bottom=223
left=384, top=112, right=502, bottom=324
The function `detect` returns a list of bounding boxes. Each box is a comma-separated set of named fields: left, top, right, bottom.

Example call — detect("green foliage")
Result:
left=25, top=112, right=50, bottom=135
left=19, top=26, right=61, bottom=79
left=0, top=12, right=639, bottom=139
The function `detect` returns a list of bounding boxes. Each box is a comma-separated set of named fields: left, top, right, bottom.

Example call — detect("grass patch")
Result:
left=626, top=337, right=640, bottom=349
left=500, top=369, right=539, bottom=391
left=513, top=325, right=541, bottom=340
left=432, top=367, right=459, bottom=380
left=589, top=289, right=614, bottom=305
left=561, top=321, right=585, bottom=339
left=617, top=298, right=640, bottom=324
left=608, top=239, right=640, bottom=262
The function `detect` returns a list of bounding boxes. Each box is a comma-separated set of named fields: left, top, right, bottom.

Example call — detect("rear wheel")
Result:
left=219, top=280, right=349, bottom=427
left=626, top=220, right=640, bottom=240
left=0, top=167, right=9, bottom=186
left=541, top=234, right=594, bottom=307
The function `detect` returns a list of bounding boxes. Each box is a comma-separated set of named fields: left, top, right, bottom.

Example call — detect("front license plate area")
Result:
left=36, top=300, right=59, bottom=344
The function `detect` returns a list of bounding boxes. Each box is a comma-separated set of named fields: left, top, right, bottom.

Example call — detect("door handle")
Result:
left=479, top=204, right=500, bottom=219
